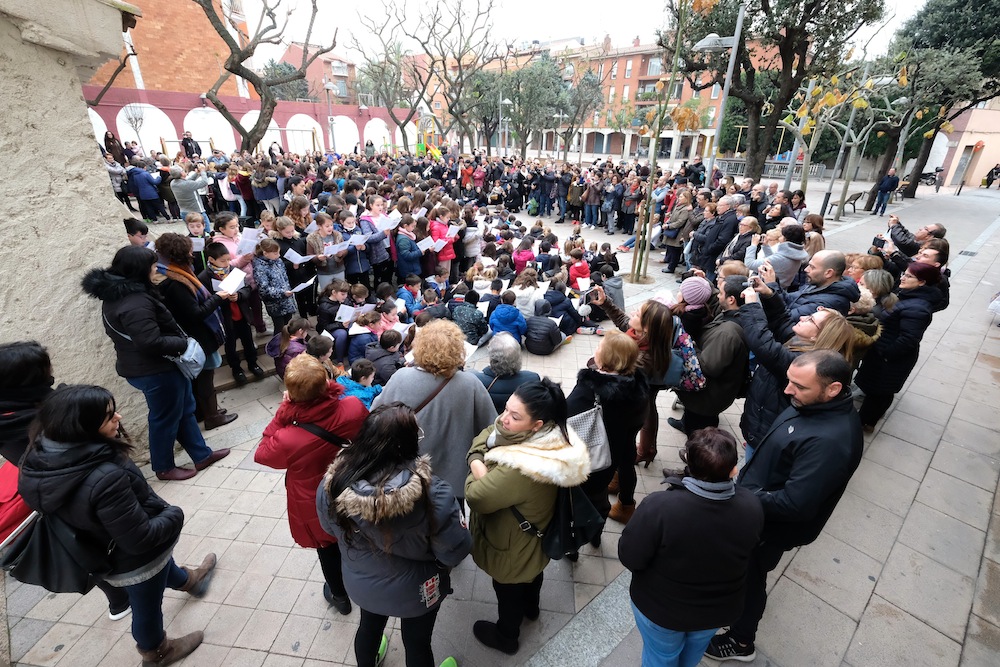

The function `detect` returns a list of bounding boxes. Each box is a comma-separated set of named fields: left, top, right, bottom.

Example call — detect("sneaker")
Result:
left=561, top=335, right=573, bottom=346
left=108, top=604, right=131, bottom=621
left=323, top=583, right=352, bottom=615
left=576, top=327, right=598, bottom=335
left=439, top=658, right=458, bottom=667
left=704, top=632, right=756, bottom=662
left=376, top=634, right=388, bottom=666
left=667, top=417, right=685, bottom=433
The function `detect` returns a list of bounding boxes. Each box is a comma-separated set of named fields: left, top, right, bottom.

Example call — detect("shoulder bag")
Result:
left=292, top=421, right=351, bottom=448
left=566, top=395, right=612, bottom=473
left=510, top=486, right=604, bottom=561
left=663, top=317, right=706, bottom=391
left=103, top=313, right=205, bottom=380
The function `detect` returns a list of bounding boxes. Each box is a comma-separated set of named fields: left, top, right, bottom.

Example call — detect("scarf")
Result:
left=165, top=262, right=226, bottom=347
left=485, top=417, right=552, bottom=450
left=681, top=476, right=735, bottom=501
left=625, top=327, right=649, bottom=351
left=398, top=228, right=416, bottom=241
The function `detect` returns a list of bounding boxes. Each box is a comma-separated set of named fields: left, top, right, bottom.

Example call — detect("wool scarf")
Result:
left=681, top=476, right=736, bottom=501
left=486, top=417, right=552, bottom=450
left=165, top=262, right=226, bottom=347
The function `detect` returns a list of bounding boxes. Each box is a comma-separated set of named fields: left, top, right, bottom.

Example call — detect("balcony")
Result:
left=330, top=63, right=349, bottom=77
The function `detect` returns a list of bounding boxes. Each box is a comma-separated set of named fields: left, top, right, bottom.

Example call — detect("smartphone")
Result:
left=872, top=236, right=886, bottom=249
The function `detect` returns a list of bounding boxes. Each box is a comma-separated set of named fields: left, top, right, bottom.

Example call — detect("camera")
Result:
left=872, top=236, right=886, bottom=249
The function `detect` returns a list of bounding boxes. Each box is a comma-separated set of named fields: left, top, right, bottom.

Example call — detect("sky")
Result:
left=246, top=0, right=925, bottom=66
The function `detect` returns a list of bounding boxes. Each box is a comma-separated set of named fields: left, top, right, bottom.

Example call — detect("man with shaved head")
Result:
left=767, top=249, right=860, bottom=319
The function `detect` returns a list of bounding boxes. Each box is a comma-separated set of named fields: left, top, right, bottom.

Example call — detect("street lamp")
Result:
left=498, top=95, right=512, bottom=156
left=693, top=0, right=747, bottom=184
left=323, top=80, right=337, bottom=153
left=553, top=112, right=569, bottom=156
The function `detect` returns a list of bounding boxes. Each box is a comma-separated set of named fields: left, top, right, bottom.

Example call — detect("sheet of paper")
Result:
left=477, top=301, right=489, bottom=315
left=217, top=267, right=246, bottom=294
left=236, top=228, right=260, bottom=255
left=536, top=281, right=550, bottom=294
left=432, top=239, right=447, bottom=252
left=376, top=215, right=400, bottom=232
left=447, top=224, right=462, bottom=238
left=283, top=248, right=315, bottom=264
left=349, top=203, right=358, bottom=217
left=348, top=322, right=370, bottom=336
left=290, top=276, right=316, bottom=293
left=334, top=304, right=356, bottom=323
left=325, top=241, right=350, bottom=256
left=392, top=322, right=414, bottom=335
left=415, top=207, right=428, bottom=218
left=144, top=241, right=156, bottom=250
left=388, top=209, right=402, bottom=221
left=321, top=329, right=335, bottom=340
left=395, top=297, right=407, bottom=314
left=463, top=341, right=479, bottom=363
left=304, top=221, right=318, bottom=234
left=190, top=237, right=205, bottom=252
left=357, top=303, right=377, bottom=315
left=577, top=277, right=591, bottom=292
left=417, top=237, right=435, bottom=252
left=549, top=316, right=563, bottom=326
left=211, top=279, right=222, bottom=291
left=347, top=233, right=369, bottom=246
left=480, top=256, right=497, bottom=267
left=404, top=351, right=415, bottom=364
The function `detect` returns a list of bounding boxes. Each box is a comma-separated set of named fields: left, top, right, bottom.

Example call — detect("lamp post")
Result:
left=553, top=112, right=569, bottom=158
left=498, top=94, right=512, bottom=156
left=324, top=80, right=336, bottom=152
left=693, top=0, right=747, bottom=184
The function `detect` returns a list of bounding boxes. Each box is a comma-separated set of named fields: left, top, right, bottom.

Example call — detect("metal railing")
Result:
left=716, top=158, right=826, bottom=180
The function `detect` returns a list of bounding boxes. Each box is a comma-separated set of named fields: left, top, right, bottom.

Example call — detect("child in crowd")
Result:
left=568, top=248, right=591, bottom=290
left=307, top=211, right=347, bottom=291
left=512, top=238, right=536, bottom=274
left=125, top=217, right=150, bottom=247
left=583, top=241, right=598, bottom=265
left=259, top=209, right=277, bottom=235
left=305, top=335, right=343, bottom=379
left=347, top=311, right=383, bottom=363
left=336, top=359, right=382, bottom=409
left=265, top=316, right=310, bottom=380
left=253, top=238, right=297, bottom=334
left=378, top=300, right=401, bottom=332
left=346, top=282, right=375, bottom=308
left=428, top=265, right=450, bottom=298
left=422, top=289, right=451, bottom=320
left=186, top=212, right=211, bottom=275
left=489, top=291, right=527, bottom=343
left=525, top=299, right=568, bottom=355
left=590, top=242, right=620, bottom=274
left=315, top=279, right=351, bottom=364
left=273, top=216, right=316, bottom=318
left=374, top=282, right=395, bottom=304
left=198, top=242, right=264, bottom=384
left=395, top=274, right=424, bottom=323
left=365, top=329, right=405, bottom=385
left=479, top=279, right=503, bottom=319
left=451, top=290, right=491, bottom=346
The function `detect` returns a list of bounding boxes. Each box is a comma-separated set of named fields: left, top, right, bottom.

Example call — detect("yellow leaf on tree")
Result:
left=796, top=103, right=809, bottom=118
left=645, top=110, right=656, bottom=123
left=822, top=92, right=837, bottom=106
left=923, top=130, right=935, bottom=139
left=877, top=131, right=885, bottom=137
left=811, top=86, right=823, bottom=96
left=915, top=110, right=923, bottom=120
left=845, top=48, right=854, bottom=60
left=639, top=125, right=649, bottom=136
left=830, top=75, right=839, bottom=86
left=783, top=114, right=795, bottom=125
left=864, top=79, right=874, bottom=90
left=898, top=74, right=908, bottom=87
left=939, top=106, right=948, bottom=117
left=853, top=98, right=869, bottom=109
left=941, top=121, right=955, bottom=133
left=655, top=80, right=665, bottom=93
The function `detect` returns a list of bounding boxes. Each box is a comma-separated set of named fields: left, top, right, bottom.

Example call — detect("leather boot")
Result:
left=473, top=620, right=519, bottom=655
left=204, top=412, right=238, bottom=430
left=607, top=471, right=620, bottom=495
left=179, top=553, right=217, bottom=598
left=138, top=632, right=203, bottom=666
left=608, top=501, right=636, bottom=525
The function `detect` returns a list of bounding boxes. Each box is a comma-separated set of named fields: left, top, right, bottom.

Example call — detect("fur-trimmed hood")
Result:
left=484, top=425, right=590, bottom=487
left=330, top=455, right=433, bottom=524
left=81, top=268, right=149, bottom=303
left=574, top=366, right=649, bottom=405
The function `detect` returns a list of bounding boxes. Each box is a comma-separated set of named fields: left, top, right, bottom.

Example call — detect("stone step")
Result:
left=214, top=350, right=278, bottom=393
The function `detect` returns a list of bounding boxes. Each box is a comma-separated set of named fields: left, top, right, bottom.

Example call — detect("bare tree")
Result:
left=352, top=1, right=436, bottom=153
left=192, top=0, right=336, bottom=152
left=397, top=0, right=505, bottom=153
left=122, top=102, right=146, bottom=152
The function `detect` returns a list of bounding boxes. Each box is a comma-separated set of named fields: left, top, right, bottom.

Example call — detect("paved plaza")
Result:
left=3, top=184, right=1000, bottom=666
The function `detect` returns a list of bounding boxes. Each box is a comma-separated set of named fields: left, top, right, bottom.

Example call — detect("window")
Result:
left=330, top=62, right=348, bottom=77
left=607, top=109, right=613, bottom=123
left=707, top=107, right=717, bottom=122
left=332, top=80, right=347, bottom=98
left=692, top=84, right=700, bottom=98
left=647, top=59, right=662, bottom=76
left=608, top=86, right=615, bottom=103
left=610, top=62, right=618, bottom=79
left=672, top=82, right=683, bottom=99
left=594, top=111, right=601, bottom=125
left=623, top=85, right=630, bottom=102
left=434, top=101, right=441, bottom=109
left=711, top=83, right=721, bottom=99
left=598, top=62, right=604, bottom=79
left=625, top=60, right=632, bottom=78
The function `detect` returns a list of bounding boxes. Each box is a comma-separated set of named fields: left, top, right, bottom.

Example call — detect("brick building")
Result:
left=279, top=42, right=357, bottom=105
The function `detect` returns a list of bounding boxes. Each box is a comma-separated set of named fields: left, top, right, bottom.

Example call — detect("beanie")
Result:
left=680, top=276, right=713, bottom=310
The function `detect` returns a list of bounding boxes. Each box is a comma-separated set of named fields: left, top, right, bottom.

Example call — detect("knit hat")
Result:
left=907, top=261, right=941, bottom=286
left=680, top=277, right=713, bottom=310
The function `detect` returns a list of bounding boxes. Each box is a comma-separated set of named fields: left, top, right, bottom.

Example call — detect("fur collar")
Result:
left=575, top=366, right=649, bottom=404
left=81, top=269, right=149, bottom=302
left=484, top=426, right=590, bottom=487
left=330, top=455, right=432, bottom=523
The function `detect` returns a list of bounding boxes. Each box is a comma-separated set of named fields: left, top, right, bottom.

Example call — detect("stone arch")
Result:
left=88, top=108, right=108, bottom=144
left=183, top=108, right=238, bottom=154
left=239, top=110, right=282, bottom=153
left=331, top=115, right=359, bottom=154
left=285, top=113, right=324, bottom=155
left=115, top=103, right=176, bottom=156
left=363, top=118, right=392, bottom=152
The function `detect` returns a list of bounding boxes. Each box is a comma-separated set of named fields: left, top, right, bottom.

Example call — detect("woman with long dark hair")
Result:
left=318, top=403, right=470, bottom=667
left=17, top=385, right=218, bottom=665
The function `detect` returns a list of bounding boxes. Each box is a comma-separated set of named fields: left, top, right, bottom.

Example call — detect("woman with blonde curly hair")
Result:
left=372, top=320, right=497, bottom=504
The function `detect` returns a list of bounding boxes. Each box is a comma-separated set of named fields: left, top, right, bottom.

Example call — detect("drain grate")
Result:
left=959, top=250, right=977, bottom=256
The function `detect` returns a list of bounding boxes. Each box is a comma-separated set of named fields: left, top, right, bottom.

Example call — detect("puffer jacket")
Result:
left=855, top=286, right=938, bottom=395
left=81, top=269, right=187, bottom=378
left=543, top=290, right=584, bottom=336
left=266, top=335, right=307, bottom=379
left=252, top=256, right=297, bottom=315
left=489, top=304, right=527, bottom=340
left=365, top=343, right=404, bottom=385
left=255, top=383, right=367, bottom=549
left=524, top=300, right=563, bottom=355
left=318, top=456, right=471, bottom=618
left=18, top=437, right=183, bottom=582
left=778, top=277, right=861, bottom=319
left=466, top=424, right=590, bottom=584
left=736, top=302, right=798, bottom=448
left=451, top=302, right=489, bottom=345
left=395, top=234, right=423, bottom=279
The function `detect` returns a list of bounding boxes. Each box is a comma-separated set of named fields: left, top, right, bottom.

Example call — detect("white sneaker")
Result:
left=109, top=606, right=132, bottom=621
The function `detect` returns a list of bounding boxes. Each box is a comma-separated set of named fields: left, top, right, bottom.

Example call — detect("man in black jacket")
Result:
left=692, top=195, right=739, bottom=281
left=705, top=350, right=863, bottom=662
left=872, top=168, right=900, bottom=216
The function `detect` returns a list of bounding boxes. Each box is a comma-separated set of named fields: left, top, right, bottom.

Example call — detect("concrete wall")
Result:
left=0, top=3, right=147, bottom=443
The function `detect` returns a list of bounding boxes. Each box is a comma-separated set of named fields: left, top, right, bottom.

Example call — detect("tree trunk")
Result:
left=241, top=92, right=278, bottom=153
left=903, top=129, right=937, bottom=198
left=864, top=128, right=900, bottom=211
left=742, top=103, right=768, bottom=181
left=834, top=144, right=862, bottom=221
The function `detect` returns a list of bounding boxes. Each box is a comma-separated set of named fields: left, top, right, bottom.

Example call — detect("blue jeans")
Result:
left=874, top=190, right=891, bottom=215
left=557, top=196, right=567, bottom=218
left=632, top=602, right=718, bottom=667
left=585, top=204, right=598, bottom=226
left=539, top=192, right=552, bottom=216
left=125, top=559, right=189, bottom=650
left=127, top=370, right=213, bottom=472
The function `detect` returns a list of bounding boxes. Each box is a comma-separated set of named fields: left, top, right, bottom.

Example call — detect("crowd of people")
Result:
left=0, top=138, right=955, bottom=666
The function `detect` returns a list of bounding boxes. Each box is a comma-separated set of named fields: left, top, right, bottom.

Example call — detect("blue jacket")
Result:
left=358, top=217, right=389, bottom=266
left=336, top=376, right=382, bottom=409
left=543, top=290, right=583, bottom=336
left=778, top=276, right=861, bottom=320
left=348, top=331, right=378, bottom=363
left=395, top=234, right=423, bottom=278
left=489, top=304, right=527, bottom=340
left=129, top=168, right=162, bottom=200
left=396, top=286, right=422, bottom=323
left=336, top=224, right=372, bottom=275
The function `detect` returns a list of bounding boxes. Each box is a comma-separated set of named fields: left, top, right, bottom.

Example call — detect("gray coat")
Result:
left=170, top=173, right=211, bottom=213
left=318, top=456, right=472, bottom=618
left=744, top=242, right=809, bottom=288
left=372, top=367, right=497, bottom=496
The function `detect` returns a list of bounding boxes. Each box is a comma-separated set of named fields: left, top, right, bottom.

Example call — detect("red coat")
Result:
left=430, top=219, right=457, bottom=261
left=255, top=382, right=368, bottom=548
left=569, top=260, right=591, bottom=290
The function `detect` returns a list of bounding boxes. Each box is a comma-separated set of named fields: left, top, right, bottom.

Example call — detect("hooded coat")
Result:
left=365, top=342, right=404, bottom=385
left=254, top=383, right=367, bottom=549
left=524, top=300, right=563, bottom=355
left=81, top=268, right=188, bottom=378
left=744, top=242, right=810, bottom=289
left=543, top=290, right=584, bottom=336
left=778, top=276, right=861, bottom=319
left=675, top=311, right=748, bottom=417
left=317, top=455, right=471, bottom=618
left=465, top=424, right=590, bottom=583
left=855, top=286, right=938, bottom=395
left=489, top=304, right=527, bottom=340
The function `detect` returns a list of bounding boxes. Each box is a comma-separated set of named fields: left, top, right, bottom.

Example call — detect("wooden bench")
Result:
left=844, top=191, right=865, bottom=213
left=894, top=182, right=909, bottom=201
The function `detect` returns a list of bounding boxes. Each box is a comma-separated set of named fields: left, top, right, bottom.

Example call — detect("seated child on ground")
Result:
left=336, top=359, right=382, bottom=409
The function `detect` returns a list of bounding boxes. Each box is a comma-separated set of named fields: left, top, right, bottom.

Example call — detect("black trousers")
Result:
left=96, top=578, right=130, bottom=611
left=729, top=541, right=787, bottom=645
left=664, top=245, right=683, bottom=272
left=858, top=392, right=894, bottom=427
left=681, top=410, right=720, bottom=435
left=115, top=190, right=138, bottom=212
left=355, top=606, right=440, bottom=667
left=373, top=260, right=396, bottom=289
left=315, top=544, right=347, bottom=597
left=223, top=316, right=257, bottom=371
left=493, top=572, right=544, bottom=640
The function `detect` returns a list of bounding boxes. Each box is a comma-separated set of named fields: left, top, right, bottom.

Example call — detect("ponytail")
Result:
left=280, top=317, right=311, bottom=355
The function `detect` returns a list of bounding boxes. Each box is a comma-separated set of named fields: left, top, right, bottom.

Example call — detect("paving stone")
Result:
left=986, top=512, right=1000, bottom=565
left=845, top=596, right=960, bottom=667
left=823, top=492, right=904, bottom=562
left=915, top=469, right=993, bottom=531
left=931, top=441, right=1000, bottom=492
left=942, top=418, right=1000, bottom=458
left=951, top=398, right=1000, bottom=432
left=864, top=433, right=934, bottom=481
left=203, top=604, right=254, bottom=647
left=263, top=653, right=307, bottom=667
left=893, top=392, right=955, bottom=425
left=785, top=533, right=881, bottom=621
left=270, top=614, right=321, bottom=658
left=233, top=609, right=288, bottom=652
left=875, top=543, right=975, bottom=642
left=881, top=411, right=946, bottom=451
left=165, top=600, right=220, bottom=637
left=258, top=577, right=307, bottom=614
left=23, top=591, right=79, bottom=622
left=224, top=571, right=274, bottom=609
left=9, top=618, right=54, bottom=663
left=55, top=626, right=126, bottom=667
left=898, top=502, right=987, bottom=578
left=19, top=621, right=89, bottom=666
left=755, top=579, right=855, bottom=667
left=962, top=614, right=1000, bottom=666
left=972, top=558, right=1000, bottom=628
left=845, top=460, right=920, bottom=517
left=306, top=619, right=355, bottom=663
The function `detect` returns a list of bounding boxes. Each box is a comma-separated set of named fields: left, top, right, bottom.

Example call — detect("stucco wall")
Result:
left=0, top=10, right=149, bottom=449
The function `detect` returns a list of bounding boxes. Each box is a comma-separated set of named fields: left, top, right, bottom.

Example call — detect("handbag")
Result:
left=663, top=225, right=680, bottom=239
left=663, top=317, right=706, bottom=391
left=510, top=485, right=604, bottom=560
left=567, top=396, right=612, bottom=473
left=103, top=313, right=205, bottom=380
left=601, top=200, right=613, bottom=214
left=0, top=511, right=113, bottom=594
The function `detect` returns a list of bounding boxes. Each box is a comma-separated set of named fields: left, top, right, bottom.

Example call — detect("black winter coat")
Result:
left=156, top=276, right=225, bottom=354
left=694, top=209, right=739, bottom=269
left=18, top=438, right=184, bottom=577
left=778, top=277, right=861, bottom=320
left=473, top=368, right=542, bottom=413
left=543, top=291, right=584, bottom=336
left=855, top=286, right=938, bottom=395
left=524, top=301, right=562, bottom=355
left=736, top=301, right=798, bottom=448
left=81, top=269, right=187, bottom=378
left=738, top=393, right=863, bottom=549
